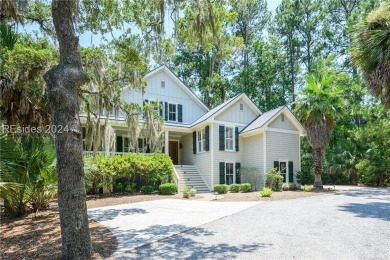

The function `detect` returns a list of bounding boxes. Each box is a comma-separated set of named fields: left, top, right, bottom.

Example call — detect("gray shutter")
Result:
left=164, top=102, right=168, bottom=121
left=193, top=131, right=197, bottom=154
left=235, top=163, right=241, bottom=184
left=178, top=104, right=183, bottom=122
left=288, top=161, right=294, bottom=183
left=159, top=101, right=163, bottom=117
left=219, top=125, right=225, bottom=151
left=274, top=161, right=279, bottom=170
left=235, top=127, right=239, bottom=151
left=205, top=126, right=210, bottom=151
left=219, top=162, right=225, bottom=184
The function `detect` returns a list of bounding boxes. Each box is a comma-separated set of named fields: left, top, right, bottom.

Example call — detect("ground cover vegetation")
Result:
left=0, top=0, right=389, bottom=258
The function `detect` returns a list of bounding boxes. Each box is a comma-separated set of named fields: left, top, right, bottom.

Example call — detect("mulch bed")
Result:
left=217, top=189, right=336, bottom=202
left=0, top=205, right=117, bottom=259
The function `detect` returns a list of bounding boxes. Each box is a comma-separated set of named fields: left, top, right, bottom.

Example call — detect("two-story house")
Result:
left=82, top=65, right=306, bottom=192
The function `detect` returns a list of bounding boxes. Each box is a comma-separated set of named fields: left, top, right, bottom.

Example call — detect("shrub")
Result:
left=303, top=185, right=314, bottom=192
left=229, top=184, right=240, bottom=193
left=140, top=185, right=155, bottom=194
left=240, top=183, right=252, bottom=192
left=159, top=183, right=177, bottom=195
left=260, top=187, right=273, bottom=197
left=265, top=168, right=284, bottom=191
left=190, top=188, right=197, bottom=197
left=182, top=187, right=191, bottom=198
left=282, top=182, right=294, bottom=191
left=296, top=170, right=314, bottom=185
left=213, top=184, right=228, bottom=194
left=124, top=182, right=137, bottom=193
left=88, top=153, right=174, bottom=191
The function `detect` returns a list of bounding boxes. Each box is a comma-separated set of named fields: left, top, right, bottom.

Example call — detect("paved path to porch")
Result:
left=88, top=198, right=260, bottom=255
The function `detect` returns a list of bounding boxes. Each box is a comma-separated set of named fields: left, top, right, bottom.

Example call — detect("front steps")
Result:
left=174, top=165, right=210, bottom=193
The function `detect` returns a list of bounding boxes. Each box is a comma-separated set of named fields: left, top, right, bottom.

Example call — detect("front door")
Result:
left=168, top=141, right=179, bottom=165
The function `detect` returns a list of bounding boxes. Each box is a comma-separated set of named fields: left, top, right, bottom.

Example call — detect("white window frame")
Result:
left=145, top=99, right=162, bottom=116
left=225, top=127, right=234, bottom=151
left=225, top=162, right=235, bottom=185
left=279, top=160, right=288, bottom=183
left=197, top=128, right=206, bottom=153
left=168, top=102, right=178, bottom=122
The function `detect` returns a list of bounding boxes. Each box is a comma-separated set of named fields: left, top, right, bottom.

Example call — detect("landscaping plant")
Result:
left=265, top=168, right=284, bottom=191
left=182, top=187, right=192, bottom=198
left=140, top=185, right=155, bottom=194
left=229, top=184, right=240, bottom=193
left=240, top=183, right=252, bottom=192
left=260, top=187, right=273, bottom=197
left=159, top=183, right=177, bottom=195
left=190, top=188, right=197, bottom=197
left=213, top=184, right=228, bottom=194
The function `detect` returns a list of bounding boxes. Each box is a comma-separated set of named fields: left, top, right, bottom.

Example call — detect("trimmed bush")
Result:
left=240, top=183, right=252, bottom=192
left=260, top=187, right=273, bottom=197
left=265, top=168, right=284, bottom=191
left=229, top=184, right=240, bottom=193
left=282, top=182, right=293, bottom=191
left=140, top=185, right=155, bottom=194
left=190, top=188, right=197, bottom=197
left=159, top=183, right=177, bottom=195
left=213, top=184, right=228, bottom=194
left=303, top=185, right=314, bottom=192
left=182, top=187, right=191, bottom=198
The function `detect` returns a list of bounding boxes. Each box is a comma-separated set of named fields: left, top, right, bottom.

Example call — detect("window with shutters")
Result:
left=197, top=128, right=206, bottom=153
left=168, top=103, right=177, bottom=121
left=279, top=161, right=287, bottom=182
left=225, top=127, right=234, bottom=151
left=225, top=162, right=234, bottom=185
left=145, top=100, right=162, bottom=116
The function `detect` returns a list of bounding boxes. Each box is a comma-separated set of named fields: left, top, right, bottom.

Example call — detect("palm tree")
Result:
left=351, top=3, right=390, bottom=108
left=294, top=68, right=344, bottom=188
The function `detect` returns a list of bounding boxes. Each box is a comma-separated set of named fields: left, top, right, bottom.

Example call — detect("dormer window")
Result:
left=240, top=103, right=244, bottom=111
left=161, top=81, right=165, bottom=88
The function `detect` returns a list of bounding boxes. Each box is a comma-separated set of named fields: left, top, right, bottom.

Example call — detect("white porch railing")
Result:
left=82, top=151, right=154, bottom=158
left=172, top=167, right=180, bottom=193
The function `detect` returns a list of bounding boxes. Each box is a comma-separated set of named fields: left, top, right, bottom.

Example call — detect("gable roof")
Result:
left=144, top=65, right=209, bottom=112
left=190, top=93, right=261, bottom=127
left=241, top=105, right=306, bottom=136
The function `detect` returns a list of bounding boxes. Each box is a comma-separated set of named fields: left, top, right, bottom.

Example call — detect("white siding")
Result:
left=242, top=134, right=264, bottom=189
left=212, top=123, right=244, bottom=186
left=265, top=131, right=300, bottom=182
left=215, top=99, right=257, bottom=124
left=180, top=132, right=212, bottom=190
left=122, top=71, right=207, bottom=124
left=268, top=113, right=298, bottom=131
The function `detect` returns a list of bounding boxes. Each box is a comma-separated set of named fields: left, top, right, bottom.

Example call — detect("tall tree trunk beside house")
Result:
left=44, top=1, right=92, bottom=259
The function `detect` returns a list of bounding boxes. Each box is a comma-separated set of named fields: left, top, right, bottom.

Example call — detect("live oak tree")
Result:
left=44, top=1, right=93, bottom=258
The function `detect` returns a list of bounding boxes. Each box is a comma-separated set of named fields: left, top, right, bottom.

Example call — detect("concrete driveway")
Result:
left=112, top=187, right=390, bottom=260
left=88, top=198, right=260, bottom=254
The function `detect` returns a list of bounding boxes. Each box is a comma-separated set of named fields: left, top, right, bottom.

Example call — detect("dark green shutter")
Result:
left=274, top=161, right=279, bottom=170
left=235, top=127, right=239, bottom=151
left=219, top=162, right=225, bottom=184
left=193, top=131, right=197, bottom=154
left=205, top=126, right=210, bottom=151
left=178, top=104, right=183, bottom=122
left=143, top=99, right=148, bottom=107
left=159, top=101, right=163, bottom=117
left=116, top=136, right=123, bottom=152
left=82, top=127, right=86, bottom=138
left=235, top=162, right=241, bottom=184
left=219, top=125, right=225, bottom=151
left=288, top=161, right=294, bottom=183
left=164, top=102, right=168, bottom=121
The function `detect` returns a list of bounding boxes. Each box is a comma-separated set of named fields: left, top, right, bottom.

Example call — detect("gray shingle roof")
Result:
left=240, top=106, right=285, bottom=134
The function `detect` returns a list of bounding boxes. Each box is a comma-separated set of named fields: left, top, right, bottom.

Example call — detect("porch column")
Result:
left=164, top=130, right=169, bottom=155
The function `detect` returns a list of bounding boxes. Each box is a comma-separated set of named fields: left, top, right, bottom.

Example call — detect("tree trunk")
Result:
left=313, top=148, right=323, bottom=188
left=44, top=1, right=92, bottom=259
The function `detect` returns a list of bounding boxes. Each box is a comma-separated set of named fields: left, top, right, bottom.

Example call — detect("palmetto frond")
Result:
left=351, top=3, right=390, bottom=108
